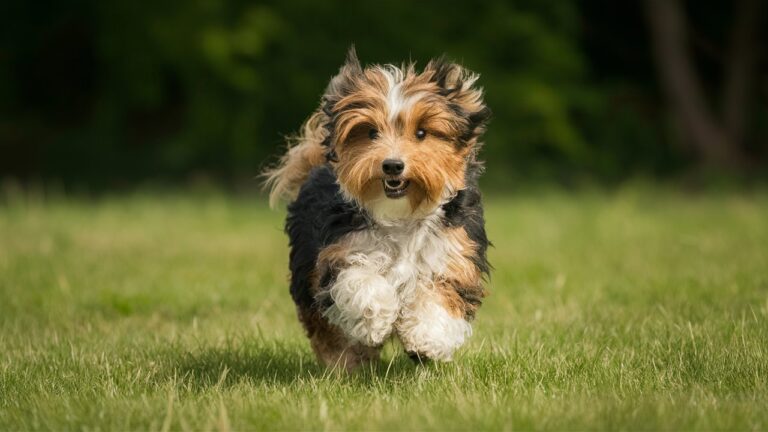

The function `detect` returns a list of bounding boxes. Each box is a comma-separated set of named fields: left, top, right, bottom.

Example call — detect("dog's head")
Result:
left=321, top=48, right=490, bottom=222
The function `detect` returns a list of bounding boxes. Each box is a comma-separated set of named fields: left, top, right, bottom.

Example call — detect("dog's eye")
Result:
left=415, top=128, right=427, bottom=140
left=368, top=128, right=379, bottom=140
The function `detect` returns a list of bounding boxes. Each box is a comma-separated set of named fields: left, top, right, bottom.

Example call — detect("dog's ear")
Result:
left=324, top=46, right=363, bottom=102
left=425, top=58, right=491, bottom=147
left=320, top=46, right=364, bottom=154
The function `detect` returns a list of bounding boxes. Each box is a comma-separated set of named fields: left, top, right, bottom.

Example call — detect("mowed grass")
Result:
left=1, top=187, right=767, bottom=431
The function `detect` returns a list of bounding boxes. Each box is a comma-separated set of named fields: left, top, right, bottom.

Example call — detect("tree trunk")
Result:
left=644, top=0, right=744, bottom=167
left=722, top=0, right=762, bottom=147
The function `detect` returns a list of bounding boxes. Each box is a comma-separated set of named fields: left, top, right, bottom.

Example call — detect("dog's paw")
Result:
left=396, top=301, right=472, bottom=361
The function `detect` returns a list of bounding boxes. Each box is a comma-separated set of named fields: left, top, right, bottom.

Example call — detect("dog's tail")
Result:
left=261, top=110, right=329, bottom=208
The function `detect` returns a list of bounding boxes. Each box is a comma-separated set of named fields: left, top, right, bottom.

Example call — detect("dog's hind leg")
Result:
left=297, top=307, right=381, bottom=371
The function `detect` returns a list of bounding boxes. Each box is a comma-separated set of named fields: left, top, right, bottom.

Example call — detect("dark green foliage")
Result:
left=1, top=1, right=764, bottom=186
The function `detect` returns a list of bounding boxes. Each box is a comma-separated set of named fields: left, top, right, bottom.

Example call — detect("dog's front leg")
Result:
left=316, top=251, right=400, bottom=347
left=395, top=279, right=474, bottom=362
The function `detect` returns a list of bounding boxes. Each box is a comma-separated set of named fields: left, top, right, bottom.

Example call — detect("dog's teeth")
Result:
left=385, top=180, right=403, bottom=189
left=383, top=179, right=409, bottom=195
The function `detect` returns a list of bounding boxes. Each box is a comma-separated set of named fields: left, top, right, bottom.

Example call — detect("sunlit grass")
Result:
left=1, top=188, right=767, bottom=430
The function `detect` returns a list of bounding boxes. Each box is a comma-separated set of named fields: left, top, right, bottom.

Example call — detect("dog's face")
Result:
left=322, top=50, right=490, bottom=221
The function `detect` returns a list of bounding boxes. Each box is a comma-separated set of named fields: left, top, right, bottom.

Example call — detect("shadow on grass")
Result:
left=166, top=339, right=422, bottom=390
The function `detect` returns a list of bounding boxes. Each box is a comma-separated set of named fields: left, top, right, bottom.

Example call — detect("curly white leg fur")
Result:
left=322, top=265, right=400, bottom=346
left=396, top=294, right=472, bottom=361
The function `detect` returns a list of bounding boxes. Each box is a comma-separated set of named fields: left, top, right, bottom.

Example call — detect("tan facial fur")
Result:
left=325, top=55, right=487, bottom=221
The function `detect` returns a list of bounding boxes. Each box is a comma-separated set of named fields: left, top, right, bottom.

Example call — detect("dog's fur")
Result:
left=264, top=48, right=490, bottom=370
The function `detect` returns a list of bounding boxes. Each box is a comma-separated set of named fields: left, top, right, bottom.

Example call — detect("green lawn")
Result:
left=1, top=188, right=767, bottom=431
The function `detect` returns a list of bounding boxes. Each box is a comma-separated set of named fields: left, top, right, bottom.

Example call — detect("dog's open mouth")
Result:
left=383, top=178, right=410, bottom=198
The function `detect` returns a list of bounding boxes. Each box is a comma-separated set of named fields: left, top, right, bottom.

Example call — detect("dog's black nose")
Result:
left=382, top=159, right=405, bottom=176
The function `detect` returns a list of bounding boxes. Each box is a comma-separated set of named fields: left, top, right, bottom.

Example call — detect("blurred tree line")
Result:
left=1, top=0, right=766, bottom=188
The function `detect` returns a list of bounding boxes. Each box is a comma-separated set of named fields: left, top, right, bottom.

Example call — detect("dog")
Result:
left=264, top=48, right=490, bottom=370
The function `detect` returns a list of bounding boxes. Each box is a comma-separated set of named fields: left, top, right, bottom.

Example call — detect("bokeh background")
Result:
left=2, top=0, right=766, bottom=189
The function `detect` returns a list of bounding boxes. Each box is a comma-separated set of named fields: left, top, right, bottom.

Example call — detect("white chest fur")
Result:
left=357, top=216, right=448, bottom=287
left=320, top=214, right=472, bottom=360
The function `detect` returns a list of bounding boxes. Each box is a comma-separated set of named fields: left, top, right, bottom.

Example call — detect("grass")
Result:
left=1, top=187, right=767, bottom=431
